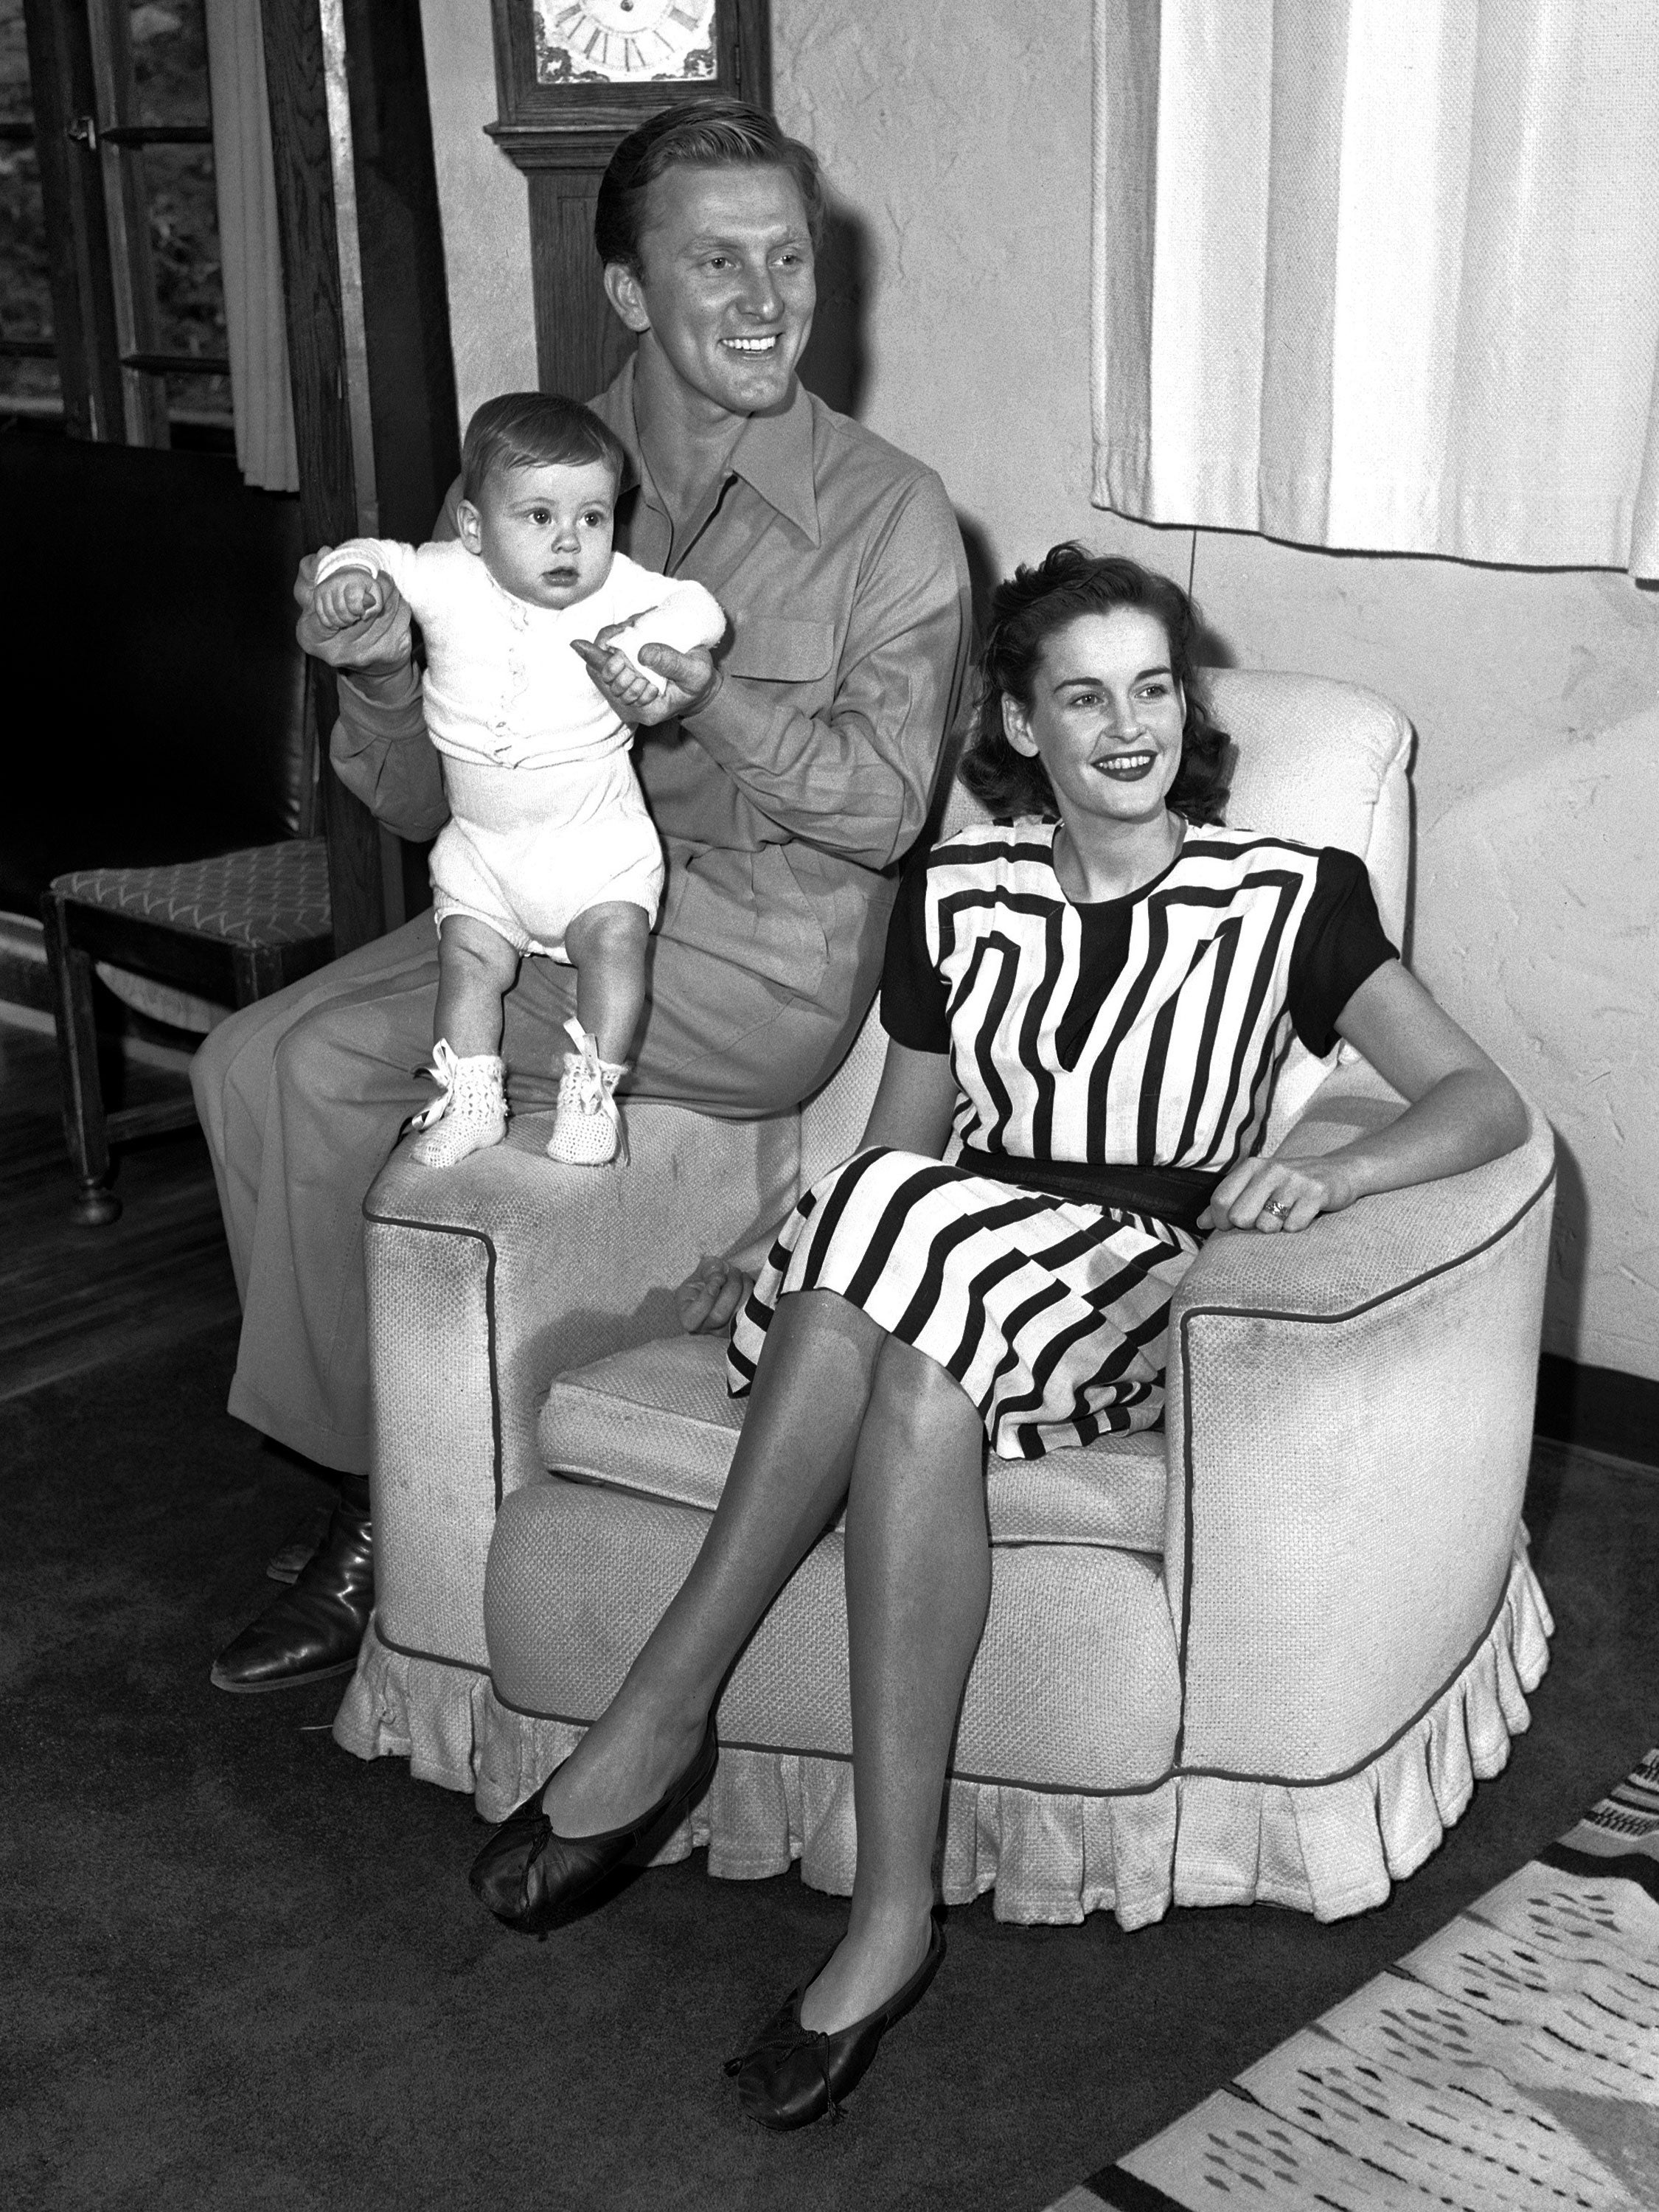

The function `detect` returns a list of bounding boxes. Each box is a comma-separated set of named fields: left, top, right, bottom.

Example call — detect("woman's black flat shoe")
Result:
left=724, top=1918, right=945, bottom=2130
left=468, top=1718, right=718, bottom=1937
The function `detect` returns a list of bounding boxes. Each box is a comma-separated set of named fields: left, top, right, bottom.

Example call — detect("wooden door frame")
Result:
left=260, top=0, right=458, bottom=957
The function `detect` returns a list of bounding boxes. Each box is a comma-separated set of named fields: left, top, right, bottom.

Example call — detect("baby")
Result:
left=310, top=392, right=725, bottom=1168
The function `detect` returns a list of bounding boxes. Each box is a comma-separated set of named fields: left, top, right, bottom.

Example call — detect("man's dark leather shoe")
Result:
left=211, top=1472, right=374, bottom=1693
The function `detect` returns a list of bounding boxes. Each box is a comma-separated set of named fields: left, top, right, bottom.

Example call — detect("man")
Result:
left=196, top=100, right=972, bottom=1691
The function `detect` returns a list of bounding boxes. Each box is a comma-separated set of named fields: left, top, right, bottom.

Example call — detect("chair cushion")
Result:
left=538, top=1332, right=1168, bottom=1551
left=52, top=839, right=331, bottom=948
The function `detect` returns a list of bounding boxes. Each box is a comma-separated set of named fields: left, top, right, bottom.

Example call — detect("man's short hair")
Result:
left=460, top=392, right=627, bottom=504
left=594, top=97, right=825, bottom=277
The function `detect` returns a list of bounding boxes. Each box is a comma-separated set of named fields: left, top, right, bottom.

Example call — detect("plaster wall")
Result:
left=416, top=0, right=536, bottom=426
left=413, top=0, right=1657, bottom=1379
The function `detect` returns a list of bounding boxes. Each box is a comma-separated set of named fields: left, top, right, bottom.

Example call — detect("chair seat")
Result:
left=52, top=838, right=331, bottom=948
left=539, top=1332, right=1169, bottom=1551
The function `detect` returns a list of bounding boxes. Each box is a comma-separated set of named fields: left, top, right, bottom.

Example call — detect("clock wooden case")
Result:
left=487, top=0, right=773, bottom=399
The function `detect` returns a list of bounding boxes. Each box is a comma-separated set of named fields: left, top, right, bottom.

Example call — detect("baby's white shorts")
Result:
left=430, top=751, right=664, bottom=961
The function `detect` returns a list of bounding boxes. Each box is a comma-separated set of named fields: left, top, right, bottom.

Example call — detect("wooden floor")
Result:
left=1, top=1013, right=240, bottom=1401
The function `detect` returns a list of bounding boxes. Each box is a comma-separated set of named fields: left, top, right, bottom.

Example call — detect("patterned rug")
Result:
left=1051, top=1753, right=1659, bottom=2212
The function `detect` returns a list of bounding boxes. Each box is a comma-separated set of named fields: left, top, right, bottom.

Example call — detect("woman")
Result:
left=468, top=546, right=1528, bottom=2129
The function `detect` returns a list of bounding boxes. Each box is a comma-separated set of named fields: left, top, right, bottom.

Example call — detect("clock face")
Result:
left=534, top=0, right=717, bottom=86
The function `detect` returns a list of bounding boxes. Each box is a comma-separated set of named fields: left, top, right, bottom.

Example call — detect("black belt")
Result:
left=953, top=1147, right=1220, bottom=1234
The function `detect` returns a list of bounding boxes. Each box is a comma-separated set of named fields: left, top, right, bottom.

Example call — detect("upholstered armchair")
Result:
left=334, top=669, right=1555, bottom=1930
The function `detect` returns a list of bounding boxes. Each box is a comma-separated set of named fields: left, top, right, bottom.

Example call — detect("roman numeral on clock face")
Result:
left=538, top=0, right=717, bottom=81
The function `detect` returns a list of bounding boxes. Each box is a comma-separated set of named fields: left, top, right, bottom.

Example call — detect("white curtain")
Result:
left=1092, top=0, right=1659, bottom=577
left=205, top=0, right=299, bottom=493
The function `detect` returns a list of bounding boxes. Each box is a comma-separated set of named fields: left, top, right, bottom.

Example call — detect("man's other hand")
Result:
left=295, top=549, right=412, bottom=674
left=675, top=1257, right=753, bottom=1335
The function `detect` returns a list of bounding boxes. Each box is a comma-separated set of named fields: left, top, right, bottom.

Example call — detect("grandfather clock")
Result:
left=487, top=1, right=773, bottom=400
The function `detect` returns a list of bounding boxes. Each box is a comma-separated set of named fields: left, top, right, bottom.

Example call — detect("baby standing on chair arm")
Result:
left=307, top=391, right=726, bottom=1168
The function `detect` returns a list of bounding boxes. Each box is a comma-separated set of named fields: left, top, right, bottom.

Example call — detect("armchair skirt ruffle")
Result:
left=333, top=1537, right=1549, bottom=1930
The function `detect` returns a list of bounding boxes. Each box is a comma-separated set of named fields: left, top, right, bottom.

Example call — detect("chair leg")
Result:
left=41, top=895, right=121, bottom=1226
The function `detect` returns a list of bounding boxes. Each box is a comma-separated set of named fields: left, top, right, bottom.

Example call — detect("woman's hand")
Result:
left=294, top=549, right=413, bottom=675
left=571, top=626, right=720, bottom=726
left=675, top=1257, right=753, bottom=1335
left=1200, top=1153, right=1358, bottom=1235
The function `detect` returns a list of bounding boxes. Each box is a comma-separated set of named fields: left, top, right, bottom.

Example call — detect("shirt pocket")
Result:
left=720, top=616, right=835, bottom=684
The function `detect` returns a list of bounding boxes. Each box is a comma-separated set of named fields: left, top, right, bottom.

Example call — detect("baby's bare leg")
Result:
left=562, top=900, right=650, bottom=1067
left=433, top=915, right=521, bottom=1057
left=411, top=917, right=519, bottom=1169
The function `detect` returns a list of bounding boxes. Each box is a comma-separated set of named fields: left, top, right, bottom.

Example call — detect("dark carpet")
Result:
left=3, top=1323, right=1656, bottom=2212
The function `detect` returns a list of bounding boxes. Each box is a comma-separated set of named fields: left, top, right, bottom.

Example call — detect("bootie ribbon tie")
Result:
left=404, top=1037, right=462, bottom=1135
left=561, top=1017, right=606, bottom=1116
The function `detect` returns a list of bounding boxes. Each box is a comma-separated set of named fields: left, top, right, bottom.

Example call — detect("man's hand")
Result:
left=294, top=549, right=412, bottom=675
left=1198, top=1152, right=1358, bottom=1235
left=675, top=1256, right=753, bottom=1335
left=572, top=622, right=720, bottom=726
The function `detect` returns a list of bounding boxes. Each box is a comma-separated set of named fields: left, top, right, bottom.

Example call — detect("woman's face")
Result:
left=1003, top=607, right=1186, bottom=832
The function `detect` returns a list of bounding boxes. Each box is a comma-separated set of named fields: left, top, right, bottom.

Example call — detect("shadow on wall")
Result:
left=1546, top=1134, right=1590, bottom=1364
left=796, top=197, right=1000, bottom=646
left=798, top=198, right=871, bottom=420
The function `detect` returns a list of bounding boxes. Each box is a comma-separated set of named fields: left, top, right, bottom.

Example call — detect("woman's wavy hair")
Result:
left=960, top=544, right=1231, bottom=825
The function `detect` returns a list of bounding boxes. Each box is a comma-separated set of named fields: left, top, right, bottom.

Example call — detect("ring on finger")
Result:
left=1262, top=1197, right=1291, bottom=1220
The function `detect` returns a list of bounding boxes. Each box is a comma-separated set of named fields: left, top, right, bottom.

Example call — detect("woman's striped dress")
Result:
left=728, top=818, right=1395, bottom=1460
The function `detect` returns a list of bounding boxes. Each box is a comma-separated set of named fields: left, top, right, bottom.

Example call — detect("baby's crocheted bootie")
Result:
left=408, top=1040, right=508, bottom=1168
left=546, top=1018, right=626, bottom=1166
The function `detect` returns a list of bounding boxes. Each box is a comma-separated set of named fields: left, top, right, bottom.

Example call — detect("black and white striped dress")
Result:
left=728, top=818, right=1396, bottom=1460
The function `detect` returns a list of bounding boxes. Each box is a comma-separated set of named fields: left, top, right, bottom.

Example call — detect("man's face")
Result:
left=459, top=458, right=617, bottom=611
left=617, top=161, right=815, bottom=418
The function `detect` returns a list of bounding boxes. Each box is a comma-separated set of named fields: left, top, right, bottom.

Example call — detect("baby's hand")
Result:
left=573, top=625, right=720, bottom=726
left=312, top=566, right=387, bottom=630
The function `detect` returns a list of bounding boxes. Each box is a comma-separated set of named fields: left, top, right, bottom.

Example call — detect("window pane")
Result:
left=128, top=0, right=210, bottom=130
left=0, top=0, right=59, bottom=414
left=1, top=0, right=31, bottom=128
left=144, top=139, right=230, bottom=422
left=131, top=3, right=230, bottom=427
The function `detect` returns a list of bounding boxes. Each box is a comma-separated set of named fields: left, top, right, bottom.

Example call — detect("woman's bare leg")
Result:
left=799, top=1338, right=989, bottom=2032
left=540, top=1289, right=884, bottom=1836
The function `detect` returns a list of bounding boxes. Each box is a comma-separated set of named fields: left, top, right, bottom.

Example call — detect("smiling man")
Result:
left=193, top=100, right=973, bottom=1694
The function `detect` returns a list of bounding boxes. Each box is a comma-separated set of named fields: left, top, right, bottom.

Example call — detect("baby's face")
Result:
left=463, top=457, right=617, bottom=611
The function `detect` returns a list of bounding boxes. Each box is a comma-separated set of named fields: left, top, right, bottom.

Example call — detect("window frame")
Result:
left=7, top=0, right=230, bottom=445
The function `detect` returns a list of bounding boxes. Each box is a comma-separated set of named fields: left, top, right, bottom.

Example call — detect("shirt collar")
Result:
left=594, top=358, right=821, bottom=548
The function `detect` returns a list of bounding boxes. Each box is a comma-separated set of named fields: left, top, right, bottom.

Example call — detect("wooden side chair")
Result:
left=42, top=840, right=333, bottom=1225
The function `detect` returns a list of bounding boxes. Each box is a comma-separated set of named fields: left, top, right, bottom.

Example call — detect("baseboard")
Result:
left=1535, top=1354, right=1659, bottom=1470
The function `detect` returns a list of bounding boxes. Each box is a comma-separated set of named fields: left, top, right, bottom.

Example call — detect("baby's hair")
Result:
left=460, top=392, right=627, bottom=504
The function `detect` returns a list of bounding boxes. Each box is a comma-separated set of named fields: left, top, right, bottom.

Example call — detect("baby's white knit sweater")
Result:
left=314, top=538, right=723, bottom=772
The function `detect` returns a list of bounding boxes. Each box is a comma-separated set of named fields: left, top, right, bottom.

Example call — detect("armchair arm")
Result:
left=362, top=1099, right=803, bottom=1666
left=1164, top=1079, right=1554, bottom=1781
